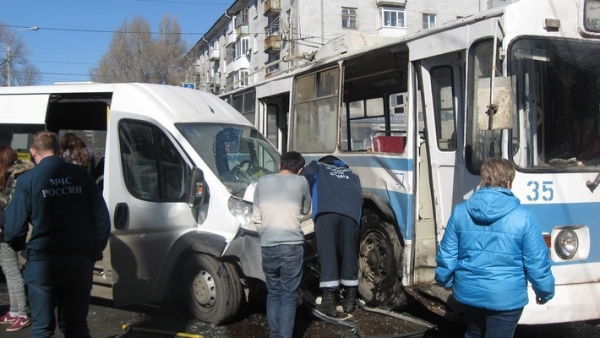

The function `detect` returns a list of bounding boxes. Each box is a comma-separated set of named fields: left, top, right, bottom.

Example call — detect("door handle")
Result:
left=114, top=203, right=129, bottom=230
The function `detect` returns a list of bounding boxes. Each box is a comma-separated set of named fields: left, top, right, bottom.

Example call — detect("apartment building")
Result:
left=183, top=0, right=504, bottom=96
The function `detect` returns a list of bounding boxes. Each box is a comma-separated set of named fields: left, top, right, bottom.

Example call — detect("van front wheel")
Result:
left=358, top=212, right=408, bottom=310
left=182, top=254, right=242, bottom=324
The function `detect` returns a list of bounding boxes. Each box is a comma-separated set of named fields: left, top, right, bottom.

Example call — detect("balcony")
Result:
left=208, top=75, right=222, bottom=86
left=236, top=24, right=249, bottom=36
left=264, top=35, right=282, bottom=53
left=233, top=55, right=250, bottom=70
left=264, top=0, right=281, bottom=16
left=227, top=30, right=238, bottom=46
left=264, top=18, right=281, bottom=53
left=235, top=9, right=249, bottom=28
left=209, top=49, right=220, bottom=61
left=376, top=0, right=406, bottom=5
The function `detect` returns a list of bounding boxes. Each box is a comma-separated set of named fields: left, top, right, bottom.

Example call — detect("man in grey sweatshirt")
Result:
left=253, top=151, right=311, bottom=338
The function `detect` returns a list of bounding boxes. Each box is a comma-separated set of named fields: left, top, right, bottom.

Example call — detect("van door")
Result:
left=105, top=108, right=193, bottom=306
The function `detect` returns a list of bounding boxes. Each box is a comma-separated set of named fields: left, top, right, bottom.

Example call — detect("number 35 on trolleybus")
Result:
left=221, top=0, right=600, bottom=324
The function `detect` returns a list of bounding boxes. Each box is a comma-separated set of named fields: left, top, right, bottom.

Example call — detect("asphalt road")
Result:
left=2, top=274, right=600, bottom=338
left=0, top=275, right=433, bottom=338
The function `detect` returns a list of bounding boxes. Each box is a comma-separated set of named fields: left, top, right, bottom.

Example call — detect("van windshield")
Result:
left=177, top=124, right=280, bottom=197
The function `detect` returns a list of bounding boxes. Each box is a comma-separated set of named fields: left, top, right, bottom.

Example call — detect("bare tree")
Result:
left=152, top=15, right=186, bottom=84
left=0, top=24, right=40, bottom=86
left=91, top=15, right=186, bottom=85
left=14, top=63, right=41, bottom=86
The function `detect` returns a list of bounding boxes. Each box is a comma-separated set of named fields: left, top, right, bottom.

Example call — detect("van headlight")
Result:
left=228, top=196, right=253, bottom=229
left=555, top=229, right=579, bottom=259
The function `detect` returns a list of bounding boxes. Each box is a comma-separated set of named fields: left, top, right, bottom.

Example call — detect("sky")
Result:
left=0, top=0, right=232, bottom=85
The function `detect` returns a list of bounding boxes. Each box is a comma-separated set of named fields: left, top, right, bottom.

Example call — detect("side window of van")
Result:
left=158, top=132, right=187, bottom=200
left=119, top=120, right=187, bottom=202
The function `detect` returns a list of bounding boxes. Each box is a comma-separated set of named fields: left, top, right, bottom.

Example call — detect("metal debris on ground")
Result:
left=120, top=323, right=204, bottom=337
left=305, top=292, right=437, bottom=338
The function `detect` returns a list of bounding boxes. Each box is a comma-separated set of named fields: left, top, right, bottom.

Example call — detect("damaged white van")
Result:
left=0, top=83, right=298, bottom=324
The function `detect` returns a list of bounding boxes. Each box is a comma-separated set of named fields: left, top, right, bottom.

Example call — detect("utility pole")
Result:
left=321, top=0, right=324, bottom=46
left=6, top=26, right=39, bottom=86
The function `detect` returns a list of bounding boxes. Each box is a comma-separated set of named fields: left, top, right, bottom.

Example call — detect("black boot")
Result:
left=318, top=290, right=338, bottom=317
left=342, top=287, right=357, bottom=313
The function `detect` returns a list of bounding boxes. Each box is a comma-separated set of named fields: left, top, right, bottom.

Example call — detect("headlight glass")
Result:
left=555, top=229, right=579, bottom=259
left=228, top=196, right=253, bottom=229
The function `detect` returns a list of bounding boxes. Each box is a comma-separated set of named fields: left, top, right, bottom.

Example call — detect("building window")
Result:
left=266, top=16, right=280, bottom=37
left=238, top=70, right=249, bottom=87
left=266, top=53, right=280, bottom=75
left=235, top=37, right=249, bottom=59
left=342, top=8, right=357, bottom=28
left=423, top=13, right=436, bottom=29
left=232, top=69, right=249, bottom=89
left=226, top=44, right=235, bottom=64
left=235, top=8, right=249, bottom=27
left=380, top=7, right=405, bottom=28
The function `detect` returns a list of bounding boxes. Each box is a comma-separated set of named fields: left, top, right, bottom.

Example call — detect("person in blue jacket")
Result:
left=301, top=155, right=362, bottom=317
left=435, top=157, right=555, bottom=338
left=4, top=131, right=111, bottom=338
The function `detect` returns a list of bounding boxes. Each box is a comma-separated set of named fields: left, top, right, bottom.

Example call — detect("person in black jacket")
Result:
left=301, top=155, right=363, bottom=317
left=4, top=131, right=110, bottom=338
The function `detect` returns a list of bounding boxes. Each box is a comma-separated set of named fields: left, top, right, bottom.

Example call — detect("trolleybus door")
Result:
left=413, top=53, right=466, bottom=283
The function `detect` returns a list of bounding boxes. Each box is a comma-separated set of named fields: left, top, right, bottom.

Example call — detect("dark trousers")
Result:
left=23, top=251, right=94, bottom=338
left=461, top=303, right=523, bottom=338
left=262, top=244, right=304, bottom=338
left=315, top=213, right=359, bottom=289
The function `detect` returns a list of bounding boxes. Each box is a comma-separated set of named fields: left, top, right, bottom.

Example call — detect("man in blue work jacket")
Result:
left=4, top=131, right=110, bottom=338
left=301, top=155, right=363, bottom=317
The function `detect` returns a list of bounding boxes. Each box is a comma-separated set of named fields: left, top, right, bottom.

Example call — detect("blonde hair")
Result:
left=32, top=131, right=60, bottom=155
left=479, top=157, right=515, bottom=188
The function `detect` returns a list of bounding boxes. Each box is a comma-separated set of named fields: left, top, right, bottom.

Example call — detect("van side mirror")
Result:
left=188, top=167, right=205, bottom=208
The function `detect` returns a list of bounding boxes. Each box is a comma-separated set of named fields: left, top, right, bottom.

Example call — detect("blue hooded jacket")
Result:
left=435, top=187, right=555, bottom=311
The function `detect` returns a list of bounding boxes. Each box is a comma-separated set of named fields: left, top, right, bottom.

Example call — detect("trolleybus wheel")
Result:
left=358, top=211, right=408, bottom=310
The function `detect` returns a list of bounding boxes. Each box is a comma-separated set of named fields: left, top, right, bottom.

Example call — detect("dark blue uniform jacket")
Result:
left=301, top=158, right=362, bottom=224
left=4, top=156, right=110, bottom=261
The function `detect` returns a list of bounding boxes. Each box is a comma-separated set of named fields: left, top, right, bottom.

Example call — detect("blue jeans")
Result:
left=461, top=303, right=523, bottom=338
left=24, top=250, right=94, bottom=338
left=262, top=244, right=304, bottom=338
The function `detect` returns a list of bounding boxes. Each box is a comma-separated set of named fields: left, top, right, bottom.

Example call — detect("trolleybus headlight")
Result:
left=555, top=229, right=579, bottom=259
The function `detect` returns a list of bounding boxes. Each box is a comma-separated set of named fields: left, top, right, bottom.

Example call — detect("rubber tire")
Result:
left=182, top=254, right=242, bottom=324
left=358, top=211, right=408, bottom=310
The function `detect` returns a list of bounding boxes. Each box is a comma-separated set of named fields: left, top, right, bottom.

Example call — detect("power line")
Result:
left=35, top=72, right=90, bottom=76
left=0, top=24, right=205, bottom=36
left=1, top=24, right=340, bottom=39
left=31, top=60, right=98, bottom=66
